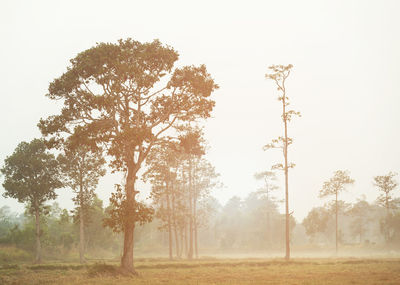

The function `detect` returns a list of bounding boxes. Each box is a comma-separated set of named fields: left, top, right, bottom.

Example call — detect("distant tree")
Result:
left=46, top=203, right=75, bottom=253
left=144, top=140, right=181, bottom=260
left=178, top=128, right=205, bottom=260
left=144, top=129, right=219, bottom=260
left=254, top=171, right=278, bottom=201
left=219, top=196, right=243, bottom=249
left=1, top=139, right=63, bottom=263
left=374, top=172, right=398, bottom=215
left=264, top=64, right=300, bottom=260
left=373, top=172, right=399, bottom=243
left=0, top=206, right=15, bottom=240
left=254, top=171, right=278, bottom=245
left=38, top=38, right=217, bottom=273
left=319, top=170, right=354, bottom=253
left=385, top=211, right=400, bottom=244
left=83, top=196, right=119, bottom=253
left=192, top=157, right=220, bottom=258
left=347, top=199, right=373, bottom=243
left=302, top=207, right=330, bottom=243
left=58, top=144, right=106, bottom=263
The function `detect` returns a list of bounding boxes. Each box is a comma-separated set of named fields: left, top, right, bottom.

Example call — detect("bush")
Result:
left=0, top=246, right=32, bottom=264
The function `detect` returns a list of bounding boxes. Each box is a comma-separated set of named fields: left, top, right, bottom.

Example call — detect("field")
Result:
left=1, top=258, right=400, bottom=285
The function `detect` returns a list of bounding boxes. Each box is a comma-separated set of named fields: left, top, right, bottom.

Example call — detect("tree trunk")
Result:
left=79, top=180, right=86, bottom=264
left=166, top=185, right=173, bottom=260
left=79, top=206, right=85, bottom=263
left=179, top=226, right=184, bottom=258
left=267, top=211, right=271, bottom=248
left=184, top=221, right=188, bottom=256
left=188, top=158, right=194, bottom=260
left=34, top=206, right=41, bottom=264
left=171, top=190, right=180, bottom=259
left=193, top=164, right=198, bottom=259
left=283, top=94, right=290, bottom=261
left=121, top=164, right=138, bottom=274
left=335, top=191, right=338, bottom=254
left=194, top=209, right=198, bottom=259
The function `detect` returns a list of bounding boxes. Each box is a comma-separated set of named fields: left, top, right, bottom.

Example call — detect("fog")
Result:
left=0, top=0, right=400, bottom=266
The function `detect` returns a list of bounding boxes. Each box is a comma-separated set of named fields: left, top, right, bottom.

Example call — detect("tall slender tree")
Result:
left=374, top=172, right=398, bottom=215
left=373, top=172, right=398, bottom=242
left=58, top=144, right=106, bottom=263
left=264, top=64, right=300, bottom=260
left=38, top=38, right=217, bottom=273
left=319, top=170, right=354, bottom=254
left=143, top=140, right=180, bottom=260
left=179, top=129, right=205, bottom=260
left=1, top=139, right=63, bottom=263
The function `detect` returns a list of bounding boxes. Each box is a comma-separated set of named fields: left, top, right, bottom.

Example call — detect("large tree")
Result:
left=38, top=38, right=218, bottom=273
left=1, top=139, right=63, bottom=263
left=319, top=170, right=354, bottom=254
left=58, top=144, right=106, bottom=263
left=264, top=64, right=300, bottom=260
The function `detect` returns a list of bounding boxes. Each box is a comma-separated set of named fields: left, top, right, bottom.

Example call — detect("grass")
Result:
left=0, top=258, right=399, bottom=284
left=0, top=246, right=32, bottom=264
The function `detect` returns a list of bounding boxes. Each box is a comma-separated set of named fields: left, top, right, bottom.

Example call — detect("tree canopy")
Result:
left=1, top=139, right=63, bottom=208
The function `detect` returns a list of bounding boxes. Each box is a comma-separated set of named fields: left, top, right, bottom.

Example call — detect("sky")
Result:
left=0, top=0, right=399, bottom=221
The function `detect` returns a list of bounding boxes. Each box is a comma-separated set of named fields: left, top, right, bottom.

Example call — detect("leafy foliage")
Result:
left=1, top=139, right=63, bottom=210
left=319, top=170, right=355, bottom=198
left=103, top=185, right=154, bottom=233
left=374, top=172, right=398, bottom=212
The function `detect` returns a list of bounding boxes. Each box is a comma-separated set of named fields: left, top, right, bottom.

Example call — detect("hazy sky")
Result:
left=1, top=0, right=399, bottom=221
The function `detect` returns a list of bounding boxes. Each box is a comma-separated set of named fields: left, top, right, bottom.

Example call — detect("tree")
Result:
left=58, top=144, right=106, bottom=263
left=38, top=38, right=218, bottom=273
left=178, top=129, right=205, bottom=260
left=347, top=199, right=373, bottom=243
left=144, top=128, right=219, bottom=260
left=191, top=157, right=220, bottom=258
left=143, top=140, right=180, bottom=260
left=1, top=139, right=63, bottom=263
left=374, top=172, right=398, bottom=243
left=374, top=172, right=398, bottom=215
left=264, top=64, right=300, bottom=260
left=302, top=207, right=330, bottom=243
left=319, top=170, right=354, bottom=253
left=254, top=171, right=278, bottom=245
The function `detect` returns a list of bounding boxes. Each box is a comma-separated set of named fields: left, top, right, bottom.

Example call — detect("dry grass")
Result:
left=0, top=258, right=399, bottom=284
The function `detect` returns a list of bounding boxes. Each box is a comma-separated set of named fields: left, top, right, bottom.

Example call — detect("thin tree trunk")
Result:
left=78, top=157, right=86, bottom=264
left=335, top=191, right=338, bottom=254
left=193, top=163, right=198, bottom=259
left=121, top=164, right=138, bottom=274
left=179, top=225, right=184, bottom=258
left=34, top=206, right=41, bottom=264
left=79, top=179, right=86, bottom=264
left=79, top=206, right=85, bottom=263
left=171, top=189, right=180, bottom=259
left=166, top=183, right=173, bottom=260
left=194, top=209, right=198, bottom=259
left=184, top=221, right=188, bottom=256
left=282, top=90, right=290, bottom=261
left=188, top=158, right=193, bottom=260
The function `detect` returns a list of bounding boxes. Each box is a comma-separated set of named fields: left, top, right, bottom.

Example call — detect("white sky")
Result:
left=0, top=0, right=399, bottom=221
